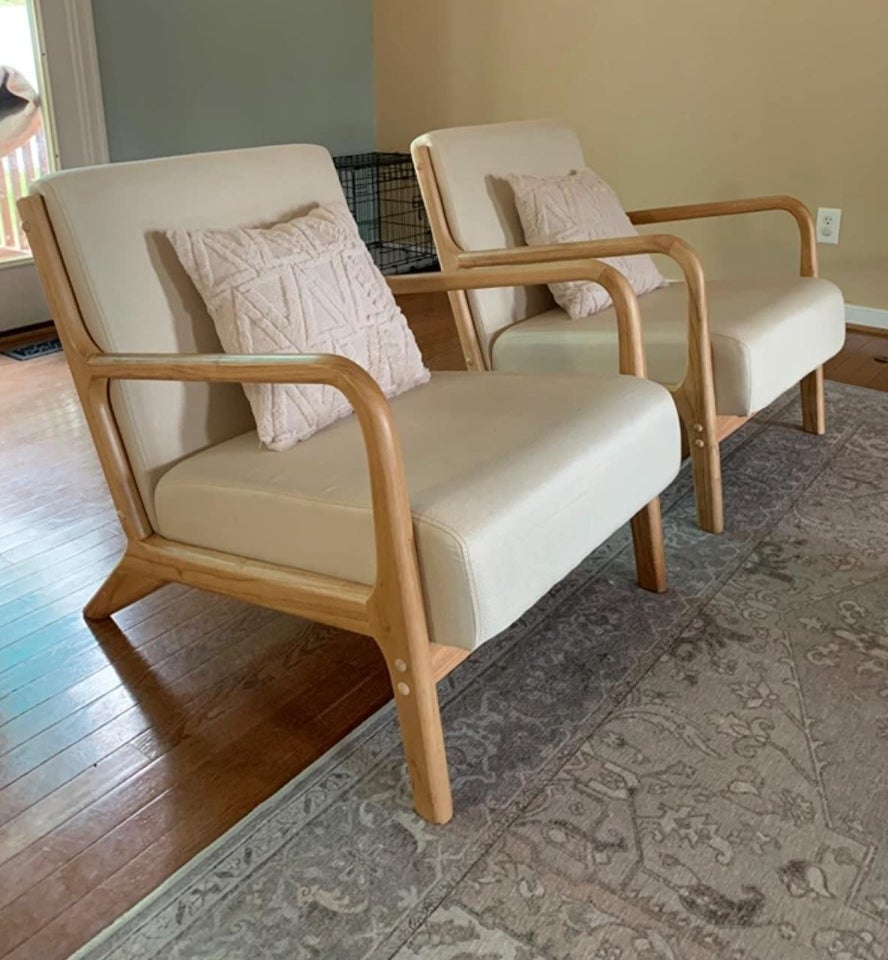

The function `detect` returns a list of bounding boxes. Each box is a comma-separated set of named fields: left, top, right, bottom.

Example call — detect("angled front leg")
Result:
left=84, top=555, right=166, bottom=621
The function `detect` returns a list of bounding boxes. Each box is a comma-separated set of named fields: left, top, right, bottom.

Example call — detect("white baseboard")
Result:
left=846, top=304, right=888, bottom=332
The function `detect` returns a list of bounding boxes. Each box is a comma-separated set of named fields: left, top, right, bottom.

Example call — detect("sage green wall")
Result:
left=90, top=0, right=374, bottom=162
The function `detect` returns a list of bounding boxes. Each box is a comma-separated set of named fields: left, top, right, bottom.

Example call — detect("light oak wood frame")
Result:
left=19, top=191, right=669, bottom=825
left=413, top=145, right=825, bottom=535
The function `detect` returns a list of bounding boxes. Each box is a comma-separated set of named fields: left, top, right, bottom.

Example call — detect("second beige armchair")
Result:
left=412, top=119, right=846, bottom=534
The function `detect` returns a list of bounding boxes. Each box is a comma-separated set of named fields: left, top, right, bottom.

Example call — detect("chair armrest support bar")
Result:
left=626, top=195, right=817, bottom=278
left=388, top=260, right=645, bottom=376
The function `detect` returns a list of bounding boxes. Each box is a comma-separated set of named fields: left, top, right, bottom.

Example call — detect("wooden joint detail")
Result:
left=429, top=642, right=471, bottom=683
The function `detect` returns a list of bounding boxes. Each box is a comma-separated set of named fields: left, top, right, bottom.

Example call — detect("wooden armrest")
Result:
left=85, top=352, right=394, bottom=455
left=626, top=195, right=817, bottom=278
left=86, top=350, right=383, bottom=398
left=444, top=234, right=708, bottom=357
left=387, top=259, right=646, bottom=377
left=454, top=233, right=703, bottom=283
left=430, top=234, right=710, bottom=400
left=86, top=351, right=414, bottom=594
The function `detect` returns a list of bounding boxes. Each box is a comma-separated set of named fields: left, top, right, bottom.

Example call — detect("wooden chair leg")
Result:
left=630, top=497, right=667, bottom=593
left=84, top=555, right=166, bottom=621
left=386, top=652, right=453, bottom=824
left=688, top=420, right=724, bottom=535
left=370, top=600, right=453, bottom=824
left=801, top=366, right=826, bottom=435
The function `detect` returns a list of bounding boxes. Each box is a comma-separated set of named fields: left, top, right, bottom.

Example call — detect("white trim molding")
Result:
left=846, top=304, right=888, bottom=333
left=33, top=0, right=109, bottom=169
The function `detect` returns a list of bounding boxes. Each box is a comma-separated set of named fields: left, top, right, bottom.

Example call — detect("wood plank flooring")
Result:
left=824, top=328, right=888, bottom=392
left=0, top=297, right=883, bottom=959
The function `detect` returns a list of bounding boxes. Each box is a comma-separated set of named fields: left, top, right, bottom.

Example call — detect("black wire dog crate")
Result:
left=333, top=152, right=439, bottom=275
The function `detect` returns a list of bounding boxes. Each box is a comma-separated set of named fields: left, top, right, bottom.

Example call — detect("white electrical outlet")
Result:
left=816, top=207, right=842, bottom=245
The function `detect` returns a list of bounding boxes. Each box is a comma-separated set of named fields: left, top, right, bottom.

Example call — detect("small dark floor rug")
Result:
left=73, top=382, right=888, bottom=960
left=2, top=337, right=63, bottom=361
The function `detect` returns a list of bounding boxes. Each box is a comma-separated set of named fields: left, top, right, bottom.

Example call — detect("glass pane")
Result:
left=0, top=0, right=54, bottom=265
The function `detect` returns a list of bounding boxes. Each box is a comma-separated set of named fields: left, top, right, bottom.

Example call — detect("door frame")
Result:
left=1, top=0, right=108, bottom=332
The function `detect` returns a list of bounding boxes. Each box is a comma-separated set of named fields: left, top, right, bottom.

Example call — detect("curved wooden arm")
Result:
left=626, top=195, right=817, bottom=278
left=388, top=259, right=645, bottom=377
left=87, top=350, right=386, bottom=395
left=441, top=235, right=718, bottom=471
left=456, top=233, right=698, bottom=275
left=85, top=351, right=417, bottom=623
left=450, top=234, right=710, bottom=386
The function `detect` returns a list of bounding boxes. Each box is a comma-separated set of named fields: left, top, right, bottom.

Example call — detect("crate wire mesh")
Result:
left=333, top=152, right=439, bottom=275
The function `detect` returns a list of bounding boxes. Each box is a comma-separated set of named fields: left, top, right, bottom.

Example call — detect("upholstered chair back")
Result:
left=413, top=120, right=586, bottom=364
left=33, top=145, right=348, bottom=526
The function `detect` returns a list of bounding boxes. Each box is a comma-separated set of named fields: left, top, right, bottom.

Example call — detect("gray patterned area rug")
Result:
left=75, top=382, right=888, bottom=960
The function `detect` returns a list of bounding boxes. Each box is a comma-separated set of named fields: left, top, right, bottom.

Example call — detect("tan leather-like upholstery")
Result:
left=494, top=278, right=847, bottom=416
left=155, top=372, right=681, bottom=651
left=33, top=145, right=348, bottom=526
left=414, top=120, right=847, bottom=413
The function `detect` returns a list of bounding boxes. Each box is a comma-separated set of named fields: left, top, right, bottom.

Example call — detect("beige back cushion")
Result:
left=412, top=120, right=586, bottom=363
left=34, top=144, right=348, bottom=527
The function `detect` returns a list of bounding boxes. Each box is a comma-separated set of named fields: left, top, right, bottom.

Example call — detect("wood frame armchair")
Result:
left=20, top=190, right=667, bottom=825
left=413, top=140, right=832, bottom=536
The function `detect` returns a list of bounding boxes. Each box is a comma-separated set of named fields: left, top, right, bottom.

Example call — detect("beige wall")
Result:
left=375, top=0, right=888, bottom=307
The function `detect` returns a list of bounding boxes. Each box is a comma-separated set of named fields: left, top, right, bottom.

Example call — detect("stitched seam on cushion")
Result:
left=46, top=186, right=116, bottom=354
left=155, top=480, right=376, bottom=515
left=412, top=513, right=481, bottom=645
left=712, top=331, right=753, bottom=412
left=46, top=187, right=157, bottom=521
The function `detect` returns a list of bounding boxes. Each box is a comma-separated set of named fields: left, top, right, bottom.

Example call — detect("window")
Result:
left=0, top=0, right=54, bottom=264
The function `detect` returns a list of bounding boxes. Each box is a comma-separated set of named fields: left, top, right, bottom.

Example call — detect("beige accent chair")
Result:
left=20, top=144, right=681, bottom=824
left=412, top=120, right=847, bottom=534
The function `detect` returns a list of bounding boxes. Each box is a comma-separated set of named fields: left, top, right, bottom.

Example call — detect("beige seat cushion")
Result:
left=155, top=372, right=680, bottom=651
left=492, top=277, right=846, bottom=416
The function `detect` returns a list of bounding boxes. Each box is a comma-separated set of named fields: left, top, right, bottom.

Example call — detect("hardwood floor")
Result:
left=0, top=356, right=399, bottom=960
left=0, top=301, right=883, bottom=960
left=823, top=327, right=888, bottom=392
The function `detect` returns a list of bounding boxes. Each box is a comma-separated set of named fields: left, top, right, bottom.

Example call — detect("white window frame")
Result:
left=0, top=0, right=107, bottom=332
left=32, top=0, right=108, bottom=169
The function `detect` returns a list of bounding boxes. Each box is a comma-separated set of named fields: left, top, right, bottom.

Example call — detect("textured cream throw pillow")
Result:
left=169, top=202, right=429, bottom=450
left=507, top=168, right=666, bottom=319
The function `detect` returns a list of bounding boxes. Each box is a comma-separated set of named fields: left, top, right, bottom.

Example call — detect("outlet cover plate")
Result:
left=816, top=207, right=842, bottom=244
